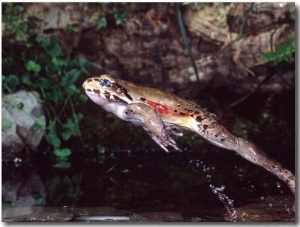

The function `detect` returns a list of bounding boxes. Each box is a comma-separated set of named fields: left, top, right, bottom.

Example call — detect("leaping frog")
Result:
left=82, top=74, right=295, bottom=196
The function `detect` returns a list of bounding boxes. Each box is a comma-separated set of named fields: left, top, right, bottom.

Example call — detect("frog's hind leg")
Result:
left=192, top=113, right=295, bottom=196
left=236, top=137, right=295, bottom=195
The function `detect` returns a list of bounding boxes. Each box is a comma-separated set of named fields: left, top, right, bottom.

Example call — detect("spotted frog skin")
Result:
left=83, top=74, right=295, bottom=196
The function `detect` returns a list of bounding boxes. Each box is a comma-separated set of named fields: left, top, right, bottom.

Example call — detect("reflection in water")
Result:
left=2, top=149, right=295, bottom=222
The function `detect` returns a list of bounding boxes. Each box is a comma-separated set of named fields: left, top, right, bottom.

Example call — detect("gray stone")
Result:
left=2, top=90, right=46, bottom=161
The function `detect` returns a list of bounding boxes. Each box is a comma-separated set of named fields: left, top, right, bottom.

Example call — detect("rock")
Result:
left=2, top=90, right=46, bottom=161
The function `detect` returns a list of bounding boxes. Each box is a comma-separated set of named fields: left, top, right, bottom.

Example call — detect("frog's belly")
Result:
left=163, top=116, right=194, bottom=132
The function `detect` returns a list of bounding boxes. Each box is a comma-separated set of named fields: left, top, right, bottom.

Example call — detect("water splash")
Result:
left=209, top=184, right=237, bottom=222
left=189, top=158, right=237, bottom=221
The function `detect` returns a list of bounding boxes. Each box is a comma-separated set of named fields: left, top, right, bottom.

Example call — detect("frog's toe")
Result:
left=150, top=134, right=170, bottom=152
left=143, top=127, right=180, bottom=152
left=165, top=126, right=183, bottom=137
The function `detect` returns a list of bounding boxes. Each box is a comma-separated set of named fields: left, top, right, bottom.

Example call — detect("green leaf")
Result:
left=2, top=118, right=12, bottom=130
left=66, top=23, right=78, bottom=32
left=79, top=94, right=88, bottom=102
left=45, top=130, right=61, bottom=148
left=36, top=77, right=51, bottom=89
left=66, top=84, right=80, bottom=95
left=60, top=69, right=80, bottom=87
left=77, top=113, right=83, bottom=121
left=51, top=57, right=68, bottom=69
left=62, top=119, right=78, bottom=140
left=16, top=102, right=24, bottom=110
left=62, top=114, right=82, bottom=140
left=260, top=38, right=295, bottom=64
left=16, top=5, right=24, bottom=13
left=35, top=35, right=49, bottom=49
left=47, top=89, right=64, bottom=103
left=48, top=46, right=62, bottom=58
left=114, top=9, right=131, bottom=25
left=53, top=148, right=71, bottom=158
left=21, top=74, right=32, bottom=85
left=79, top=58, right=90, bottom=74
left=26, top=60, right=41, bottom=73
left=93, top=13, right=107, bottom=29
left=290, top=7, right=295, bottom=20
left=3, top=74, right=20, bottom=91
left=33, top=195, right=45, bottom=206
left=36, top=35, right=62, bottom=58
left=31, top=118, right=45, bottom=130
left=53, top=160, right=71, bottom=169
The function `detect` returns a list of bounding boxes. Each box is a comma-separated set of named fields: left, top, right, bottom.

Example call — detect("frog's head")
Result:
left=82, top=74, right=133, bottom=105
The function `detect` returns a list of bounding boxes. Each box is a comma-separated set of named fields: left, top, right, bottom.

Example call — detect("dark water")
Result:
left=2, top=145, right=295, bottom=222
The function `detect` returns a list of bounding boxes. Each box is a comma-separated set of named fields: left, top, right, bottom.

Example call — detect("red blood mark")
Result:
left=146, top=100, right=169, bottom=115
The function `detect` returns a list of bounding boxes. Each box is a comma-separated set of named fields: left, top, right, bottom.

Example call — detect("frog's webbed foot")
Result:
left=143, top=127, right=180, bottom=152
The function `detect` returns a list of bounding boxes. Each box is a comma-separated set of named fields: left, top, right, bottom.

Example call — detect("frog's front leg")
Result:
left=123, top=103, right=180, bottom=152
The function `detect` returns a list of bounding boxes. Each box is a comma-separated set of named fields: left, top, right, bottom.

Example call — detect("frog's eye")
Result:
left=99, top=79, right=111, bottom=87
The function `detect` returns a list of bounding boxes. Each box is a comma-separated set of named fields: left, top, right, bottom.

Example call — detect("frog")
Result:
left=82, top=74, right=295, bottom=197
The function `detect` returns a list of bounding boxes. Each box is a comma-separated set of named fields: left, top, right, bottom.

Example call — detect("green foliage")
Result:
left=16, top=102, right=24, bottom=110
left=32, top=118, right=45, bottom=131
left=62, top=114, right=83, bottom=140
left=45, top=174, right=83, bottom=205
left=290, top=7, right=295, bottom=20
left=66, top=23, right=78, bottom=32
left=2, top=118, right=12, bottom=130
left=114, top=8, right=131, bottom=25
left=2, top=3, right=38, bottom=42
left=2, top=74, right=19, bottom=93
left=228, top=4, right=295, bottom=107
left=260, top=38, right=295, bottom=65
left=26, top=60, right=41, bottom=73
left=92, top=3, right=132, bottom=29
left=2, top=3, right=91, bottom=160
left=93, top=13, right=107, bottom=29
left=53, top=148, right=71, bottom=159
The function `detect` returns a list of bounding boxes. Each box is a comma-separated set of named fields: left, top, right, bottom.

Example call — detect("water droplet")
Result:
left=209, top=184, right=237, bottom=221
left=276, top=182, right=281, bottom=188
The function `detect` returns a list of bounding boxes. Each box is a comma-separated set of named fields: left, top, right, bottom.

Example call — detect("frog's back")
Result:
left=118, top=78, right=207, bottom=129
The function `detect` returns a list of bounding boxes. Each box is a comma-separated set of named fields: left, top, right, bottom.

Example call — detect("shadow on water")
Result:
left=2, top=146, right=295, bottom=222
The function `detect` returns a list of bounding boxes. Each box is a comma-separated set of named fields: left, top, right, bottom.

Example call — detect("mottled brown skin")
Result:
left=83, top=74, right=295, bottom=198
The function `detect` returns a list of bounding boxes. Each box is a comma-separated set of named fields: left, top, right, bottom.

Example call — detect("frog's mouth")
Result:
left=83, top=78, right=129, bottom=105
